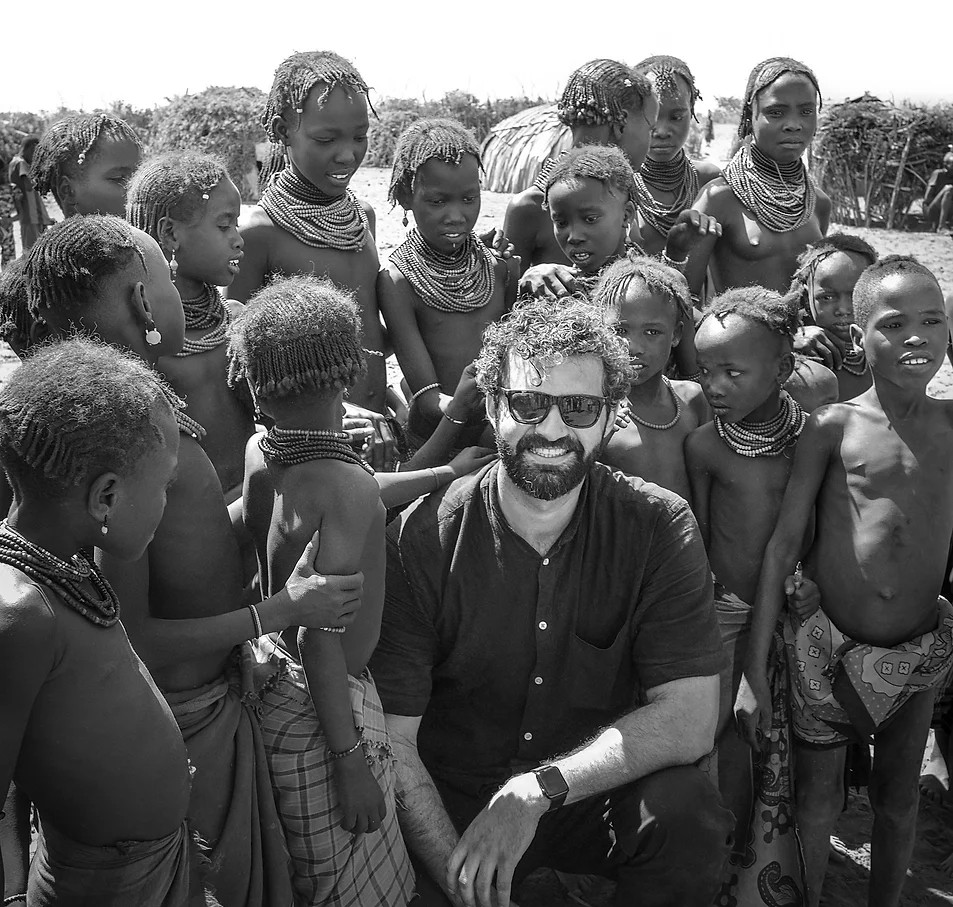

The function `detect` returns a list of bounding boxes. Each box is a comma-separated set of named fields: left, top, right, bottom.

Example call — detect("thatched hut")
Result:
left=480, top=104, right=571, bottom=194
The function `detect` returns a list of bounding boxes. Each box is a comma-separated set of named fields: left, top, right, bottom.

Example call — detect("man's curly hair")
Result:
left=475, top=297, right=633, bottom=404
left=593, top=254, right=692, bottom=323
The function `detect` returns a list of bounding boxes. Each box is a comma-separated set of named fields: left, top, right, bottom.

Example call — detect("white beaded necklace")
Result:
left=176, top=284, right=228, bottom=357
left=630, top=376, right=682, bottom=431
left=715, top=390, right=806, bottom=457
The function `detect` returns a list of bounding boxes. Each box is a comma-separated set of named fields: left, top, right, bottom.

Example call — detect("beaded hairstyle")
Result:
left=852, top=255, right=943, bottom=330
left=634, top=55, right=702, bottom=119
left=739, top=57, right=821, bottom=139
left=127, top=152, right=231, bottom=241
left=387, top=118, right=482, bottom=208
left=0, top=337, right=177, bottom=499
left=593, top=254, right=692, bottom=323
left=475, top=296, right=633, bottom=404
left=25, top=215, right=146, bottom=319
left=557, top=60, right=653, bottom=129
left=544, top=144, right=638, bottom=207
left=700, top=286, right=801, bottom=351
left=31, top=114, right=142, bottom=202
left=789, top=233, right=878, bottom=317
left=227, top=275, right=366, bottom=399
left=0, top=258, right=35, bottom=353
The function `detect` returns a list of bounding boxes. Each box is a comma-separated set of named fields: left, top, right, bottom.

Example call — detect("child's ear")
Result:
left=849, top=323, right=864, bottom=352
left=672, top=316, right=684, bottom=348
left=156, top=215, right=179, bottom=254
left=623, top=200, right=636, bottom=231
left=56, top=174, right=77, bottom=211
left=271, top=114, right=291, bottom=146
left=87, top=472, right=120, bottom=526
left=777, top=350, right=796, bottom=386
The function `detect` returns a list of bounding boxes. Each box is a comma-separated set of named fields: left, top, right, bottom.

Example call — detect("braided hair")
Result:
left=557, top=60, right=653, bottom=129
left=127, top=152, right=231, bottom=241
left=544, top=144, right=637, bottom=207
left=0, top=258, right=33, bottom=354
left=700, top=286, right=801, bottom=350
left=789, top=233, right=878, bottom=316
left=739, top=57, right=821, bottom=139
left=593, top=254, right=692, bottom=323
left=852, top=255, right=942, bottom=329
left=227, top=275, right=366, bottom=400
left=0, top=336, right=177, bottom=499
left=387, top=118, right=482, bottom=208
left=25, top=215, right=145, bottom=319
left=31, top=114, right=141, bottom=203
left=634, top=55, right=702, bottom=119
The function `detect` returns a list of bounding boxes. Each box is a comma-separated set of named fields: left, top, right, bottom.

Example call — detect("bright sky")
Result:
left=2, top=0, right=948, bottom=114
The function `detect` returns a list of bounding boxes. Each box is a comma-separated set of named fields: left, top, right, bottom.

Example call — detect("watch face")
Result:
left=535, top=765, right=569, bottom=802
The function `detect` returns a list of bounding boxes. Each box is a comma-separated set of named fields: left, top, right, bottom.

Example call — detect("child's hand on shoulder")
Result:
left=664, top=209, right=722, bottom=262
left=448, top=446, right=497, bottom=478
left=333, top=749, right=387, bottom=835
left=479, top=227, right=515, bottom=260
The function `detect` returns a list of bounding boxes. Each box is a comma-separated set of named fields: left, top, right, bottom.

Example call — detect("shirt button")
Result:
left=524, top=732, right=533, bottom=741
left=534, top=676, right=543, bottom=685
left=542, top=558, right=550, bottom=566
left=538, top=621, right=548, bottom=630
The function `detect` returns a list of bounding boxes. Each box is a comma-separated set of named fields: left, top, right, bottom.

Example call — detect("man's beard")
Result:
left=496, top=431, right=597, bottom=501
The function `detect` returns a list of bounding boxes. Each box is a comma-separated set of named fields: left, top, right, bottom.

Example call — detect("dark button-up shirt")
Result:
left=371, top=462, right=725, bottom=795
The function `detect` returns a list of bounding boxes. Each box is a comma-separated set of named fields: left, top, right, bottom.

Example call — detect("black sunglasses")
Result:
left=500, top=390, right=610, bottom=429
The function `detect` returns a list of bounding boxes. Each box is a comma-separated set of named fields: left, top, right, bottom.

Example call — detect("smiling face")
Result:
left=615, top=282, right=681, bottom=385
left=66, top=138, right=141, bottom=216
left=171, top=179, right=244, bottom=288
left=408, top=155, right=481, bottom=253
left=809, top=251, right=870, bottom=341
left=548, top=177, right=634, bottom=275
left=647, top=76, right=693, bottom=163
left=751, top=72, right=818, bottom=166
left=279, top=83, right=369, bottom=196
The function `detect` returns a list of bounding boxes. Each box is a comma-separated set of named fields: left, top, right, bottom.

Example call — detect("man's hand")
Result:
left=479, top=228, right=515, bottom=260
left=447, top=774, right=547, bottom=907
left=519, top=264, right=576, bottom=300
left=793, top=325, right=845, bottom=371
left=279, top=529, right=363, bottom=628
left=664, top=209, right=721, bottom=262
left=343, top=402, right=398, bottom=472
left=734, top=669, right=771, bottom=750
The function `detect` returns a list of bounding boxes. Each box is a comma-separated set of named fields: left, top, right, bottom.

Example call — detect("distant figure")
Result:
left=0, top=154, right=15, bottom=266
left=705, top=112, right=715, bottom=146
left=924, top=151, right=953, bottom=233
left=7, top=137, right=51, bottom=252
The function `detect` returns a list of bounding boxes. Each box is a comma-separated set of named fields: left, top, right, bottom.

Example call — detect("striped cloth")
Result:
left=257, top=660, right=415, bottom=907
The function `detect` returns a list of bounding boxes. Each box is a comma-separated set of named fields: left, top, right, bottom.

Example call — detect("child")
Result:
left=631, top=56, right=722, bottom=257
left=232, top=51, right=386, bottom=413
left=737, top=256, right=953, bottom=907
left=0, top=337, right=197, bottom=906
left=685, top=287, right=808, bottom=905
left=8, top=136, right=53, bottom=251
left=26, top=215, right=364, bottom=907
left=788, top=233, right=878, bottom=401
left=504, top=59, right=658, bottom=272
left=31, top=113, right=142, bottom=218
left=230, top=275, right=415, bottom=906
left=595, top=255, right=708, bottom=500
left=127, top=152, right=254, bottom=495
left=685, top=58, right=831, bottom=298
left=380, top=118, right=518, bottom=448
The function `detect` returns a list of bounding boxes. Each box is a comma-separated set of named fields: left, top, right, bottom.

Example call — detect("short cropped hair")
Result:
left=0, top=258, right=35, bottom=353
left=0, top=337, right=175, bottom=499
left=789, top=233, right=878, bottom=316
left=852, top=255, right=943, bottom=329
left=475, top=296, right=633, bottom=404
left=739, top=57, right=821, bottom=138
left=25, top=215, right=146, bottom=319
left=557, top=60, right=653, bottom=129
left=127, top=152, right=231, bottom=240
left=31, top=114, right=141, bottom=203
left=592, top=254, right=692, bottom=323
left=634, top=55, right=702, bottom=118
left=700, top=286, right=800, bottom=351
left=544, top=144, right=637, bottom=207
left=227, top=275, right=366, bottom=399
left=387, top=118, right=482, bottom=208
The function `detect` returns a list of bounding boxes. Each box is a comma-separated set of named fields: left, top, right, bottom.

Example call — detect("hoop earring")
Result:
left=101, top=513, right=109, bottom=536
left=145, top=318, right=163, bottom=347
left=169, top=250, right=178, bottom=280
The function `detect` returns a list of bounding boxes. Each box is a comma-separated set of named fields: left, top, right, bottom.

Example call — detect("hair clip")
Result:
left=294, top=107, right=303, bottom=114
left=623, top=78, right=632, bottom=87
left=77, top=152, right=86, bottom=166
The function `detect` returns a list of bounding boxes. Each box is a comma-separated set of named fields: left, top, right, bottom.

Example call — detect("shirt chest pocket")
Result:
left=566, top=627, right=633, bottom=713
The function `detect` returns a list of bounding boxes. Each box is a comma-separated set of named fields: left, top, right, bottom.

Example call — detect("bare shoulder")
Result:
left=288, top=460, right=381, bottom=522
left=672, top=378, right=707, bottom=410
left=0, top=565, right=58, bottom=645
left=358, top=197, right=377, bottom=232
left=168, top=434, right=222, bottom=502
left=693, top=177, right=737, bottom=215
left=815, top=186, right=832, bottom=214
left=684, top=420, right=721, bottom=465
left=380, top=262, right=421, bottom=307
left=695, top=160, right=723, bottom=186
left=506, top=186, right=545, bottom=213
left=787, top=357, right=839, bottom=412
left=239, top=204, right=276, bottom=231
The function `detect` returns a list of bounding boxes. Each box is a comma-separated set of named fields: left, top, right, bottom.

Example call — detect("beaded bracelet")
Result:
left=660, top=250, right=689, bottom=273
left=247, top=603, right=263, bottom=640
left=443, top=411, right=466, bottom=426
left=329, top=735, right=365, bottom=759
left=410, top=382, right=441, bottom=405
left=4, top=895, right=27, bottom=905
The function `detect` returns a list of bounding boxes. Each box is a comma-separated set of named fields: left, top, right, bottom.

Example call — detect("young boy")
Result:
left=232, top=275, right=415, bottom=906
left=737, top=256, right=953, bottom=907
left=0, top=337, right=196, bottom=906
left=26, top=215, right=364, bottom=907
left=595, top=255, right=708, bottom=500
left=232, top=51, right=386, bottom=413
left=380, top=118, right=518, bottom=448
left=684, top=58, right=831, bottom=298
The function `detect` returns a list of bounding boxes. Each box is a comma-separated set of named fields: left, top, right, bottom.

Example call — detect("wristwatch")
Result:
left=533, top=764, right=569, bottom=810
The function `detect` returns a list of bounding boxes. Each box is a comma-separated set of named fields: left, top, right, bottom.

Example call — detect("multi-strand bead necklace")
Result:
left=259, top=169, right=369, bottom=252
left=177, top=284, right=229, bottom=357
left=259, top=426, right=374, bottom=474
left=390, top=229, right=496, bottom=314
left=635, top=151, right=699, bottom=238
left=714, top=390, right=806, bottom=457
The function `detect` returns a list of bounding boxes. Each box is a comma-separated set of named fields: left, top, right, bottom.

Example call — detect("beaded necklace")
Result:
left=159, top=386, right=207, bottom=442
left=259, top=426, right=375, bottom=474
left=722, top=142, right=817, bottom=234
left=176, top=284, right=228, bottom=357
left=630, top=377, right=682, bottom=431
left=841, top=347, right=868, bottom=376
left=714, top=390, right=806, bottom=457
left=390, top=229, right=496, bottom=314
left=259, top=169, right=369, bottom=252
left=635, top=151, right=699, bottom=238
left=0, top=520, right=119, bottom=626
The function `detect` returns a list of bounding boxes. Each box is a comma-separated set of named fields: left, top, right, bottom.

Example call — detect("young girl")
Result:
left=31, top=113, right=142, bottom=218
left=232, top=51, right=386, bottom=413
left=595, top=256, right=708, bottom=500
left=632, top=56, right=722, bottom=257
left=788, top=233, right=878, bottom=401
left=126, top=152, right=253, bottom=496
left=380, top=118, right=518, bottom=448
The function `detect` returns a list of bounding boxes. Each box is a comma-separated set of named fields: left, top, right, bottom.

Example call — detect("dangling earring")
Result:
left=101, top=513, right=109, bottom=536
left=402, top=210, right=409, bottom=228
left=169, top=250, right=178, bottom=280
left=145, top=318, right=162, bottom=347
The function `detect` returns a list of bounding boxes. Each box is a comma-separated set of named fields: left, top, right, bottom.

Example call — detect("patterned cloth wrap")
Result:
left=784, top=597, right=953, bottom=746
left=252, top=641, right=415, bottom=907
